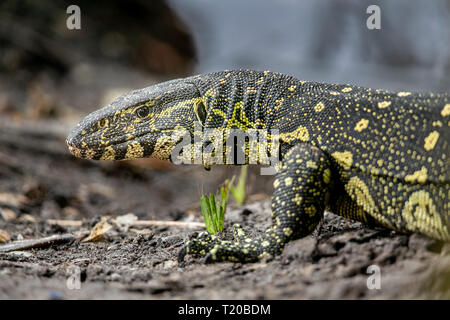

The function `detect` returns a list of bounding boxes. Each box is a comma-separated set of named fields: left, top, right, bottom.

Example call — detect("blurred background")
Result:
left=171, top=0, right=450, bottom=91
left=0, top=0, right=449, bottom=219
left=2, top=0, right=450, bottom=118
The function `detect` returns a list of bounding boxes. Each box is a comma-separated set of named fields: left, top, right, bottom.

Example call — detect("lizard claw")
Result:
left=203, top=252, right=214, bottom=264
left=177, top=245, right=187, bottom=263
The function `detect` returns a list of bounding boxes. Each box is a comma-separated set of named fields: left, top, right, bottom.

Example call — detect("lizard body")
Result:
left=67, top=70, right=450, bottom=262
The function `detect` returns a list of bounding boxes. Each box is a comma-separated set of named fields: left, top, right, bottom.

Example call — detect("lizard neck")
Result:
left=193, top=70, right=302, bottom=131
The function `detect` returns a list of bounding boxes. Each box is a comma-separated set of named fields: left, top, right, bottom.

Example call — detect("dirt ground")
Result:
left=0, top=115, right=449, bottom=299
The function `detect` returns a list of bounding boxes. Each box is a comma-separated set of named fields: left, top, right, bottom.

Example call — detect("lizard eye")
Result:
left=136, top=106, right=150, bottom=119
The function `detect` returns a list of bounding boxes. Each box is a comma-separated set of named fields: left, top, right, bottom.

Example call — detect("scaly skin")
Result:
left=67, top=70, right=450, bottom=263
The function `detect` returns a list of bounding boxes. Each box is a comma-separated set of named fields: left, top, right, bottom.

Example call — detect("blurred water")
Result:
left=168, top=0, right=450, bottom=91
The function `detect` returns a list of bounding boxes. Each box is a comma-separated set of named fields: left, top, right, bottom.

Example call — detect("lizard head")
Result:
left=66, top=77, right=207, bottom=161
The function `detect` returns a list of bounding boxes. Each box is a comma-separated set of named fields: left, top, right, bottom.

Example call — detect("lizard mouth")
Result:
left=66, top=143, right=83, bottom=158
left=65, top=139, right=106, bottom=160
left=66, top=135, right=143, bottom=160
left=66, top=129, right=182, bottom=161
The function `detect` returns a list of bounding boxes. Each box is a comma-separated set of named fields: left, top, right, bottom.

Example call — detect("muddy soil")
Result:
left=0, top=119, right=449, bottom=299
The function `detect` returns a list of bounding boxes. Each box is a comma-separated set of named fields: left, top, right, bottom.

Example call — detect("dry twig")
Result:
left=0, top=234, right=74, bottom=253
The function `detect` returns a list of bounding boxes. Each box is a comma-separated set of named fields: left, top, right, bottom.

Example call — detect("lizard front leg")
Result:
left=179, top=143, right=332, bottom=263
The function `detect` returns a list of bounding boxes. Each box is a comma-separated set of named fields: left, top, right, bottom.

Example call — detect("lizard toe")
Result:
left=232, top=224, right=247, bottom=241
left=178, top=232, right=221, bottom=261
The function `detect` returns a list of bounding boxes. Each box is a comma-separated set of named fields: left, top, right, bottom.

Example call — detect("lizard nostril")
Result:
left=66, top=132, right=77, bottom=147
left=98, top=118, right=108, bottom=128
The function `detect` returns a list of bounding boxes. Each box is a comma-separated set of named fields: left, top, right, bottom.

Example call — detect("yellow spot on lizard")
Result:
left=402, top=191, right=449, bottom=240
left=441, top=103, right=450, bottom=117
left=284, top=177, right=293, bottom=186
left=212, top=109, right=226, bottom=119
left=405, top=166, right=427, bottom=184
left=314, top=102, right=325, bottom=112
left=100, top=146, right=115, bottom=161
left=378, top=101, right=391, bottom=109
left=292, top=194, right=302, bottom=206
left=354, top=119, right=369, bottom=132
left=424, top=131, right=439, bottom=151
left=273, top=179, right=280, bottom=188
left=323, top=169, right=331, bottom=184
left=306, top=160, right=318, bottom=169
left=332, top=151, right=353, bottom=170
left=151, top=133, right=182, bottom=160
left=280, top=125, right=309, bottom=143
left=85, top=149, right=96, bottom=160
left=125, top=142, right=144, bottom=159
left=305, top=205, right=316, bottom=217
left=283, top=227, right=293, bottom=236
left=345, top=177, right=393, bottom=226
left=225, top=101, right=252, bottom=129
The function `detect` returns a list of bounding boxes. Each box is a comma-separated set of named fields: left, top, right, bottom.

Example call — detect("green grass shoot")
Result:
left=200, top=179, right=233, bottom=234
left=229, top=165, right=247, bottom=206
left=200, top=166, right=247, bottom=234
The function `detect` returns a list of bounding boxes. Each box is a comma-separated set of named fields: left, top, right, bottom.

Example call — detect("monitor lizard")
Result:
left=66, top=70, right=450, bottom=263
